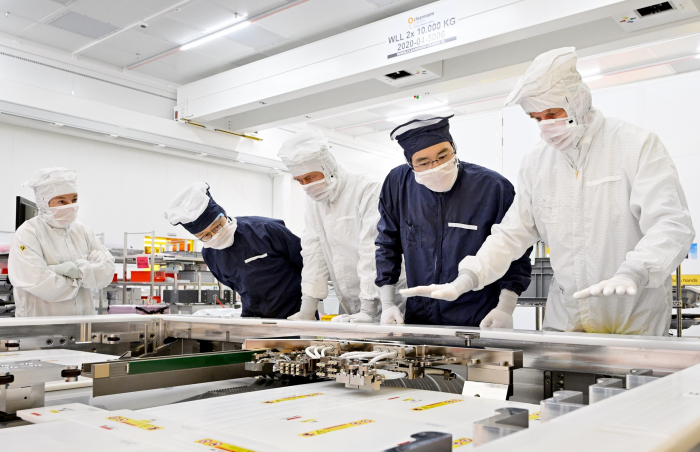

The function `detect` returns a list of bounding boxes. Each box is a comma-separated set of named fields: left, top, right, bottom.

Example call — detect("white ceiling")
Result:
left=309, top=32, right=700, bottom=143
left=0, top=0, right=438, bottom=85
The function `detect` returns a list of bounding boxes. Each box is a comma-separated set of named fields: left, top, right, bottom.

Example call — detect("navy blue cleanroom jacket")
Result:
left=203, top=216, right=303, bottom=318
left=375, top=161, right=532, bottom=326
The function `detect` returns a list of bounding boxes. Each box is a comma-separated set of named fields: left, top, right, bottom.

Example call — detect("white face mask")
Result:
left=413, top=157, right=459, bottom=193
left=45, top=203, right=79, bottom=228
left=538, top=117, right=584, bottom=152
left=201, top=220, right=236, bottom=250
left=302, top=177, right=336, bottom=202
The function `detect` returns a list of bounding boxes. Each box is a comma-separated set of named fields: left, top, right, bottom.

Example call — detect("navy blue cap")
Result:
left=390, top=115, right=454, bottom=162
left=180, top=192, right=226, bottom=235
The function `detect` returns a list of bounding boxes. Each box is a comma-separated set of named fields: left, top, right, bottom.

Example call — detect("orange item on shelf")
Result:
left=112, top=274, right=118, bottom=282
left=131, top=271, right=166, bottom=282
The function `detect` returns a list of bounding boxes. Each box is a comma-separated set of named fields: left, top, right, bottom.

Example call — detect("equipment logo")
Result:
left=20, top=245, right=25, bottom=251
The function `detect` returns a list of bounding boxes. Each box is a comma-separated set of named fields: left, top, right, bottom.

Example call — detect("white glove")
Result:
left=49, top=261, right=81, bottom=279
left=379, top=285, right=404, bottom=324
left=287, top=295, right=320, bottom=321
left=480, top=289, right=518, bottom=329
left=400, top=271, right=476, bottom=301
left=573, top=275, right=638, bottom=299
left=88, top=249, right=108, bottom=264
left=331, top=298, right=377, bottom=323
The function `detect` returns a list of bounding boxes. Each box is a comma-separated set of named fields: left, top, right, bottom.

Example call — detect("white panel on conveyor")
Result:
left=1, top=420, right=170, bottom=452
left=17, top=403, right=104, bottom=424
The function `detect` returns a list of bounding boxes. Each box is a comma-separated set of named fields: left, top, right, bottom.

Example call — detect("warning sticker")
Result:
left=453, top=437, right=473, bottom=448
left=528, top=412, right=541, bottom=421
left=106, top=416, right=164, bottom=431
left=262, top=393, right=324, bottom=404
left=411, top=399, right=463, bottom=411
left=299, top=419, right=374, bottom=437
left=195, top=438, right=257, bottom=452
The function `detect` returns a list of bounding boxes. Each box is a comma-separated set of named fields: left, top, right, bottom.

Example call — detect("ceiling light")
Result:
left=181, top=20, right=250, bottom=51
left=106, top=133, right=118, bottom=138
left=51, top=123, right=64, bottom=127
left=156, top=144, right=166, bottom=147
left=198, top=153, right=208, bottom=156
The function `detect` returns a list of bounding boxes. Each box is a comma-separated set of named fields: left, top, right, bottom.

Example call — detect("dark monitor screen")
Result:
left=15, top=196, right=38, bottom=230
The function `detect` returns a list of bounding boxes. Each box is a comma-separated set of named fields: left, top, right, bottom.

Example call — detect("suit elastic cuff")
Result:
left=615, top=260, right=648, bottom=288
left=497, top=289, right=518, bottom=315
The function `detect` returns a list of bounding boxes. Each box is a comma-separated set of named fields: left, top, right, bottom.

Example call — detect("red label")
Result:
left=136, top=256, right=150, bottom=269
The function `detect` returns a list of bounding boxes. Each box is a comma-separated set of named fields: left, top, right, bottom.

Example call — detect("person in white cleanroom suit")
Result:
left=401, top=47, right=694, bottom=336
left=9, top=168, right=115, bottom=317
left=278, top=130, right=404, bottom=322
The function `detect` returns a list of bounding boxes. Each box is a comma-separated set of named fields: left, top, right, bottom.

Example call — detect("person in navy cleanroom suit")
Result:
left=166, top=182, right=302, bottom=318
left=375, top=115, right=532, bottom=327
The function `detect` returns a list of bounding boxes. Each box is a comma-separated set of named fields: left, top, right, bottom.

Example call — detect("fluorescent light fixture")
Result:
left=51, top=122, right=64, bottom=127
left=181, top=20, right=250, bottom=51
left=156, top=144, right=166, bottom=148
left=198, top=153, right=208, bottom=156
left=583, top=75, right=604, bottom=82
left=106, top=133, right=118, bottom=138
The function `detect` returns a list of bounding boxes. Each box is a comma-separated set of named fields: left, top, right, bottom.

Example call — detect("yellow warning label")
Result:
left=19, top=245, right=25, bottom=251
left=411, top=399, right=463, bottom=411
left=453, top=437, right=473, bottom=448
left=671, top=275, right=700, bottom=285
left=301, top=419, right=317, bottom=423
left=195, top=439, right=256, bottom=452
left=402, top=398, right=415, bottom=401
left=529, top=412, right=541, bottom=421
left=261, top=393, right=324, bottom=404
left=50, top=410, right=60, bottom=414
left=299, top=419, right=374, bottom=437
left=106, top=416, right=164, bottom=431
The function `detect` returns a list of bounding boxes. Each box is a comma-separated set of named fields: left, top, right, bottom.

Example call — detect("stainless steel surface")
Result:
left=473, top=407, right=529, bottom=447
left=540, top=390, right=584, bottom=422
left=589, top=377, right=625, bottom=404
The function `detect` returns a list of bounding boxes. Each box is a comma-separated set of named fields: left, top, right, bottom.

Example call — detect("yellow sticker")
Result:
left=301, top=419, right=317, bottom=423
left=195, top=439, right=257, bottom=452
left=299, top=419, right=374, bottom=437
left=411, top=399, right=463, bottom=411
left=453, top=437, right=473, bottom=448
left=19, top=245, right=25, bottom=251
left=50, top=410, right=60, bottom=414
left=402, top=398, right=415, bottom=401
left=529, top=412, right=541, bottom=421
left=261, top=393, right=324, bottom=404
left=106, top=416, right=164, bottom=431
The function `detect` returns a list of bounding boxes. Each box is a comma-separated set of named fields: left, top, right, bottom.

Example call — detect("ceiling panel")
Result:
left=211, top=0, right=287, bottom=17
left=256, top=2, right=335, bottom=37
left=16, top=21, right=93, bottom=52
left=105, top=29, right=175, bottom=56
left=0, top=0, right=65, bottom=22
left=365, top=104, right=410, bottom=117
left=161, top=48, right=227, bottom=71
left=337, top=110, right=383, bottom=124
left=647, top=35, right=700, bottom=60
left=0, top=11, right=35, bottom=35
left=669, top=58, right=700, bottom=74
left=188, top=37, right=254, bottom=61
left=80, top=44, right=141, bottom=67
left=131, top=59, right=204, bottom=84
left=341, top=125, right=378, bottom=136
left=135, top=17, right=204, bottom=44
left=167, top=0, right=240, bottom=31
left=312, top=116, right=354, bottom=129
left=595, top=47, right=658, bottom=72
left=68, top=0, right=151, bottom=28
left=227, top=23, right=286, bottom=49
left=124, top=0, right=183, bottom=14
left=47, top=11, right=119, bottom=39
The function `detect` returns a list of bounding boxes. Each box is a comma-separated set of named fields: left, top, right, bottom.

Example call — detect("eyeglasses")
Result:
left=412, top=152, right=455, bottom=172
left=198, top=218, right=226, bottom=242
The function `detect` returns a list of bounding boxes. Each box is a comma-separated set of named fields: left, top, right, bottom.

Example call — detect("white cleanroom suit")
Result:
left=9, top=168, right=115, bottom=316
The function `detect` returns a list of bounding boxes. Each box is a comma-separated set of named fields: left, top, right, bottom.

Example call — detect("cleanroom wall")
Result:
left=0, top=122, right=274, bottom=249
